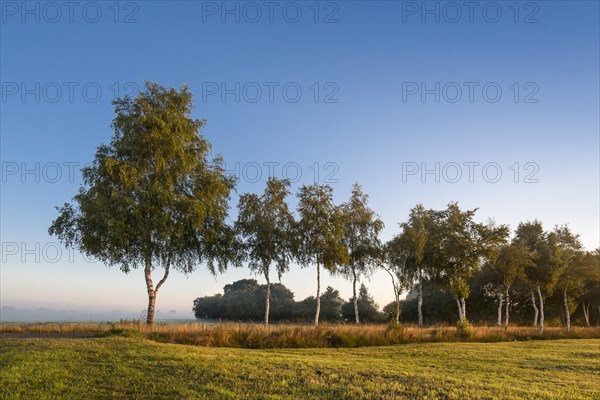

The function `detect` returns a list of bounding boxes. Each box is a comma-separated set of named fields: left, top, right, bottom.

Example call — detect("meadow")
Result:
left=0, top=335, right=598, bottom=399
left=2, top=321, right=599, bottom=348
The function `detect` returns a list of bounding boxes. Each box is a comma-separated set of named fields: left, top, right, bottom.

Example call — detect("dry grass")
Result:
left=2, top=321, right=599, bottom=348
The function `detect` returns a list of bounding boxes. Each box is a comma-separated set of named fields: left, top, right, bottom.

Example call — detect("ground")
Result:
left=0, top=337, right=598, bottom=399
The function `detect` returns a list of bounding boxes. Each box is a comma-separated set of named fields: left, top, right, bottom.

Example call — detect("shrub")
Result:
left=456, top=320, right=473, bottom=340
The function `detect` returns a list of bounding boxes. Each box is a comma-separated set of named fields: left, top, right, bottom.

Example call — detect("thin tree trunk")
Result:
left=144, top=255, right=170, bottom=326
left=582, top=302, right=590, bottom=327
left=504, top=286, right=510, bottom=330
left=531, top=289, right=539, bottom=327
left=461, top=298, right=467, bottom=321
left=563, top=289, right=570, bottom=331
left=144, top=255, right=155, bottom=325
left=383, top=266, right=401, bottom=324
left=352, top=267, right=359, bottom=325
left=264, top=271, right=271, bottom=327
left=497, top=292, right=504, bottom=326
left=537, top=285, right=544, bottom=334
left=314, top=262, right=321, bottom=326
left=418, top=280, right=424, bottom=327
left=395, top=293, right=401, bottom=323
left=455, top=298, right=463, bottom=322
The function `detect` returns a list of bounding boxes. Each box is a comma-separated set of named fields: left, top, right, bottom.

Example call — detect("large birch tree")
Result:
left=49, top=82, right=236, bottom=325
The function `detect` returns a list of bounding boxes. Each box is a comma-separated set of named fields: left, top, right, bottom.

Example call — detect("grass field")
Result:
left=3, top=322, right=599, bottom=348
left=1, top=336, right=598, bottom=399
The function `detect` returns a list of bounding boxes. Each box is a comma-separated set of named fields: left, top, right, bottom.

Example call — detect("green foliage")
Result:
left=456, top=319, right=473, bottom=340
left=294, top=287, right=345, bottom=323
left=193, top=279, right=295, bottom=321
left=192, top=280, right=347, bottom=323
left=339, top=184, right=384, bottom=322
left=438, top=204, right=508, bottom=295
left=49, top=82, right=236, bottom=274
left=342, top=284, right=386, bottom=323
left=296, top=183, right=348, bottom=271
left=515, top=220, right=558, bottom=292
left=340, top=184, right=383, bottom=273
left=317, top=287, right=345, bottom=322
left=296, top=183, right=349, bottom=324
left=48, top=82, right=237, bottom=324
left=235, top=177, right=295, bottom=281
left=388, top=204, right=439, bottom=291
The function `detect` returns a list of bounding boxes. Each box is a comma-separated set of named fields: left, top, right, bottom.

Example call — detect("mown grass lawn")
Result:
left=0, top=337, right=598, bottom=399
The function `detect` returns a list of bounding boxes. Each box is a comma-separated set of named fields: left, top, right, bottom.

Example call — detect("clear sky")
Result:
left=1, top=1, right=599, bottom=321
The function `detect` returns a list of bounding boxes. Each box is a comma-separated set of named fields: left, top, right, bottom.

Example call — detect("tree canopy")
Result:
left=49, top=82, right=236, bottom=324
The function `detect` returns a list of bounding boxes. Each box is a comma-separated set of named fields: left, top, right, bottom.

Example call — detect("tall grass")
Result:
left=2, top=321, right=599, bottom=348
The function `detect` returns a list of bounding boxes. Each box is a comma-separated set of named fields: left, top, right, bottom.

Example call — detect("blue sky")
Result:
left=1, top=1, right=598, bottom=321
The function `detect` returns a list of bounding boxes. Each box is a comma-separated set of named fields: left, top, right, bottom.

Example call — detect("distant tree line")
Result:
left=49, top=82, right=600, bottom=330
left=193, top=279, right=385, bottom=323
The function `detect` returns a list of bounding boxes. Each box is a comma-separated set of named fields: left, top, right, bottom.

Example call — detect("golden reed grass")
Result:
left=2, top=322, right=599, bottom=348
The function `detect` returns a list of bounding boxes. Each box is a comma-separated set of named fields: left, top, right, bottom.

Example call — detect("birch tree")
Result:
left=438, top=203, right=508, bottom=323
left=396, top=204, right=440, bottom=327
left=235, top=177, right=295, bottom=326
left=580, top=249, right=600, bottom=326
left=552, top=225, right=583, bottom=331
left=340, top=184, right=384, bottom=324
left=49, top=82, right=236, bottom=325
left=382, top=235, right=411, bottom=324
left=491, top=243, right=531, bottom=329
left=515, top=221, right=561, bottom=334
left=296, top=183, right=348, bottom=326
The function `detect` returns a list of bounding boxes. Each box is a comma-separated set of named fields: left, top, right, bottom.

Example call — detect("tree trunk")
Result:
left=582, top=302, right=590, bottom=327
left=264, top=271, right=271, bottom=327
left=504, top=287, right=510, bottom=330
left=497, top=292, right=504, bottom=326
left=531, top=289, right=539, bottom=327
left=417, top=280, right=424, bottom=327
left=314, top=262, right=321, bottom=326
left=144, top=255, right=155, bottom=325
left=384, top=266, right=401, bottom=324
left=563, top=289, right=570, bottom=331
left=144, top=254, right=170, bottom=326
left=352, top=267, right=359, bottom=325
left=395, top=294, right=401, bottom=323
left=537, top=285, right=544, bottom=334
left=455, top=298, right=463, bottom=322
left=146, top=292, right=156, bottom=325
left=461, top=298, right=467, bottom=321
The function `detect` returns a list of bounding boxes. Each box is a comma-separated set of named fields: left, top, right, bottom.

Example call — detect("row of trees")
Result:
left=236, top=179, right=385, bottom=326
left=193, top=279, right=385, bottom=323
left=49, top=83, right=599, bottom=330
left=235, top=178, right=599, bottom=333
